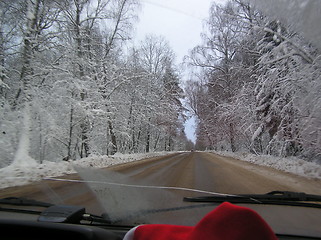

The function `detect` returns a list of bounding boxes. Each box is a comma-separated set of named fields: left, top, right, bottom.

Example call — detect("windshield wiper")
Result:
left=0, top=197, right=53, bottom=208
left=0, top=197, right=117, bottom=225
left=184, top=191, right=321, bottom=208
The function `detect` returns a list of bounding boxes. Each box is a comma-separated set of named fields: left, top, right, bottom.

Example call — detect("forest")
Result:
left=0, top=0, right=320, bottom=167
left=185, top=0, right=321, bottom=162
left=0, top=0, right=190, bottom=167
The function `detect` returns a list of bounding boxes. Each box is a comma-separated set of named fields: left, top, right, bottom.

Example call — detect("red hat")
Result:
left=123, top=202, right=277, bottom=240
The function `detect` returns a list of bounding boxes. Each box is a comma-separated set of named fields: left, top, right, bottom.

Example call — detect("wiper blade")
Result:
left=0, top=197, right=53, bottom=208
left=184, top=191, right=321, bottom=208
left=184, top=191, right=321, bottom=202
left=249, top=191, right=321, bottom=201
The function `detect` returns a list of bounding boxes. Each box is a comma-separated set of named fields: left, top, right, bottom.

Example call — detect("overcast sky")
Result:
left=134, top=0, right=226, bottom=63
left=133, top=0, right=226, bottom=143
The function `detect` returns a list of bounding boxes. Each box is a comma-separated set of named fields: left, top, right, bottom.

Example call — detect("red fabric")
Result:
left=130, top=202, right=277, bottom=240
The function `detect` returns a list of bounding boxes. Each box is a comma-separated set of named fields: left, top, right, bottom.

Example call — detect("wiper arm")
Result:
left=0, top=197, right=53, bottom=208
left=184, top=191, right=321, bottom=208
left=247, top=191, right=321, bottom=201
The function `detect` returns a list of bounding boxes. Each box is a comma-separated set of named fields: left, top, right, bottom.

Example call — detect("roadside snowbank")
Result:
left=0, top=152, right=173, bottom=189
left=214, top=151, right=321, bottom=180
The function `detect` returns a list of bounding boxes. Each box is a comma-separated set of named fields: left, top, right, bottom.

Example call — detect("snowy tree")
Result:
left=186, top=1, right=256, bottom=151
left=127, top=35, right=185, bottom=152
left=0, top=0, right=200, bottom=169
left=52, top=0, right=139, bottom=157
left=186, top=0, right=321, bottom=162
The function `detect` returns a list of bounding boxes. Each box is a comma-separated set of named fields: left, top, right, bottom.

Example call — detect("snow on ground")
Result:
left=0, top=152, right=173, bottom=189
left=1, top=151, right=320, bottom=190
left=214, top=151, right=321, bottom=180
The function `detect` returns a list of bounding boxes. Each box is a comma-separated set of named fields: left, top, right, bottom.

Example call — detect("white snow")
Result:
left=0, top=152, right=174, bottom=189
left=214, top=151, right=321, bottom=180
left=12, top=104, right=38, bottom=167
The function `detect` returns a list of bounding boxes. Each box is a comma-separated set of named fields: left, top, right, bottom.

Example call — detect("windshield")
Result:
left=0, top=0, right=321, bottom=228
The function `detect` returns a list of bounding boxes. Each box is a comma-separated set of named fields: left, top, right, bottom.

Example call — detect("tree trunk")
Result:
left=12, top=0, right=40, bottom=166
left=14, top=0, right=40, bottom=106
left=145, top=130, right=150, bottom=153
left=153, top=132, right=160, bottom=150
left=80, top=119, right=90, bottom=158
left=229, top=123, right=236, bottom=152
left=67, top=97, right=74, bottom=160
left=108, top=119, right=117, bottom=155
left=0, top=30, right=5, bottom=86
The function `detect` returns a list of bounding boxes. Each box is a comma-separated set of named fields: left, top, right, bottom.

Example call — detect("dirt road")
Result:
left=108, top=152, right=321, bottom=195
left=1, top=152, right=320, bottom=215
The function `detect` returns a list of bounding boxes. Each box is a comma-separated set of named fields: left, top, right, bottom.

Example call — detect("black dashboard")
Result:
left=0, top=218, right=129, bottom=240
